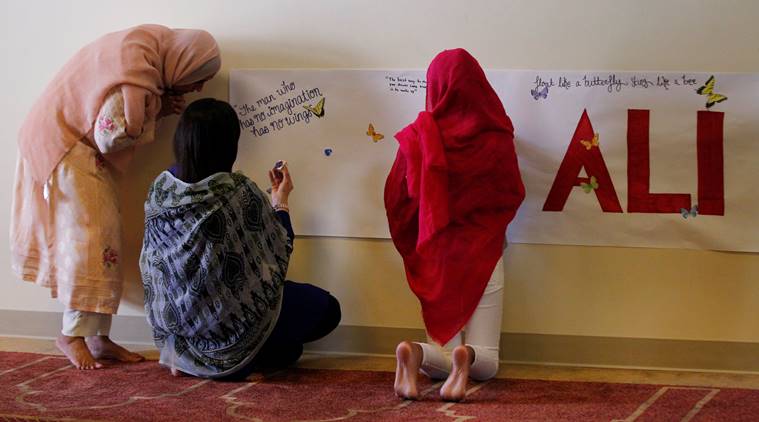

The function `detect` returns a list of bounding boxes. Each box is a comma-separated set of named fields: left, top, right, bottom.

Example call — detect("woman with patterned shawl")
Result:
left=386, top=49, right=525, bottom=401
left=140, top=98, right=340, bottom=378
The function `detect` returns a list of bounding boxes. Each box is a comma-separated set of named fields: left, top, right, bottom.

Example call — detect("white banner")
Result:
left=229, top=69, right=759, bottom=251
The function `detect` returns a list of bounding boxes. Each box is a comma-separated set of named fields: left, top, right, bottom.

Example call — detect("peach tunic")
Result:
left=10, top=25, right=220, bottom=313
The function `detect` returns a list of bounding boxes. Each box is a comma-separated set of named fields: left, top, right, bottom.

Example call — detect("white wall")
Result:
left=1, top=0, right=758, bottom=342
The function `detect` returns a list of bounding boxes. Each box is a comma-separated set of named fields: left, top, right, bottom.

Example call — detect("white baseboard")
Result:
left=2, top=309, right=757, bottom=373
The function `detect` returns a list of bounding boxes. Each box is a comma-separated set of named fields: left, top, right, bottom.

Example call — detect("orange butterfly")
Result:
left=367, top=123, right=384, bottom=142
left=580, top=133, right=599, bottom=150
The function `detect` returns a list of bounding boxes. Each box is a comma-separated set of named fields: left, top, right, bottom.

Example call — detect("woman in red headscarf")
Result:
left=385, top=49, right=524, bottom=401
left=11, top=25, right=221, bottom=370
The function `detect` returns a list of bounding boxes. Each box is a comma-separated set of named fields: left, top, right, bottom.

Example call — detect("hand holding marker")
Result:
left=266, top=160, right=286, bottom=194
left=267, top=160, right=293, bottom=213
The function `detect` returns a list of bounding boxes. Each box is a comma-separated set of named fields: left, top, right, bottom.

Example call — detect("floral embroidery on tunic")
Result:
left=103, top=247, right=118, bottom=268
left=98, top=116, right=116, bottom=135
left=95, top=154, right=107, bottom=170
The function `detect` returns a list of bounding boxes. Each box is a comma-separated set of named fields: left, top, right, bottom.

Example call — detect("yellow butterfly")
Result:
left=303, top=97, right=326, bottom=117
left=580, top=133, right=599, bottom=150
left=696, top=75, right=727, bottom=109
left=366, top=123, right=384, bottom=142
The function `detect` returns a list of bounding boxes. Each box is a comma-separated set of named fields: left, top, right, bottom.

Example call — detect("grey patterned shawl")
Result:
left=140, top=171, right=292, bottom=378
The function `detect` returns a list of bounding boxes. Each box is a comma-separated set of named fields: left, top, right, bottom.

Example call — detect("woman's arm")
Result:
left=275, top=210, right=295, bottom=244
left=94, top=87, right=156, bottom=154
left=269, top=165, right=295, bottom=246
left=122, top=85, right=148, bottom=137
left=94, top=86, right=186, bottom=155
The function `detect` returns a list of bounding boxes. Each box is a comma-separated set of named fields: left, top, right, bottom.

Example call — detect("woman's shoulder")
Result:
left=145, top=170, right=176, bottom=199
left=230, top=172, right=273, bottom=205
left=231, top=171, right=261, bottom=191
left=145, top=171, right=267, bottom=209
left=146, top=170, right=172, bottom=190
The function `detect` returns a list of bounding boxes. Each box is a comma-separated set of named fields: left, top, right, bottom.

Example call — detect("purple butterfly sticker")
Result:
left=530, top=85, right=548, bottom=100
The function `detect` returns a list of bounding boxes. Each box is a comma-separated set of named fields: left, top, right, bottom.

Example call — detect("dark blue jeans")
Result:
left=229, top=280, right=341, bottom=378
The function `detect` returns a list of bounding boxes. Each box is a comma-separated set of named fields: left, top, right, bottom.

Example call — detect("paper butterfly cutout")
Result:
left=580, top=176, right=599, bottom=193
left=324, top=148, right=333, bottom=156
left=680, top=204, right=698, bottom=219
left=696, top=76, right=727, bottom=109
left=303, top=97, right=326, bottom=117
left=580, top=133, right=600, bottom=150
left=531, top=85, right=548, bottom=100
left=366, top=123, right=384, bottom=142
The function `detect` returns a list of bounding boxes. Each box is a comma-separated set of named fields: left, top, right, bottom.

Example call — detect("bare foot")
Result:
left=86, top=336, right=145, bottom=363
left=56, top=335, right=103, bottom=370
left=440, top=345, right=473, bottom=402
left=394, top=341, right=423, bottom=399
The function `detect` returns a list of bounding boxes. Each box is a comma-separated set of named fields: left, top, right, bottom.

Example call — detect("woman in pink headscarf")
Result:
left=11, top=24, right=221, bottom=370
left=386, top=49, right=525, bottom=401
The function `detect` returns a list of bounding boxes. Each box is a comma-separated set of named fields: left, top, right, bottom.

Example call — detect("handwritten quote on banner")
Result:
left=234, top=81, right=324, bottom=138
left=228, top=69, right=758, bottom=250
left=381, top=73, right=704, bottom=101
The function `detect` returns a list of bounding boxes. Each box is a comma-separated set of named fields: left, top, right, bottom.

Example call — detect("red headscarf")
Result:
left=384, top=49, right=525, bottom=344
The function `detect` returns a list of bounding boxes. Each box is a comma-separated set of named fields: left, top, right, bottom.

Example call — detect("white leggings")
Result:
left=61, top=309, right=112, bottom=337
left=415, top=255, right=504, bottom=381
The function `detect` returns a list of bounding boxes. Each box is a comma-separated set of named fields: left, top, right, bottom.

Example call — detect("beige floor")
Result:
left=2, top=336, right=758, bottom=389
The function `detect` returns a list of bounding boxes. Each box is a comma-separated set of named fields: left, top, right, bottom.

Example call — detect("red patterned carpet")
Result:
left=1, top=351, right=757, bottom=421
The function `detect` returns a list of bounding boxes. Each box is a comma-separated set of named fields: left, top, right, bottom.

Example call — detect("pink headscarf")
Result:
left=18, top=24, right=221, bottom=182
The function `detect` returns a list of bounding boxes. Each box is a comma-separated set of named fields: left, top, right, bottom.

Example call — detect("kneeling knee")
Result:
left=324, top=295, right=341, bottom=333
